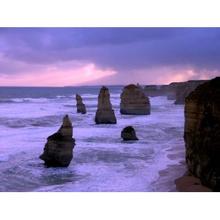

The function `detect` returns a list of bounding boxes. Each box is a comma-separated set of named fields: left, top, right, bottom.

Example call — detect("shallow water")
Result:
left=0, top=86, right=185, bottom=191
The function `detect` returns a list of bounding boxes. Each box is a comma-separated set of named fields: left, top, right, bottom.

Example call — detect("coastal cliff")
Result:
left=184, top=77, right=220, bottom=190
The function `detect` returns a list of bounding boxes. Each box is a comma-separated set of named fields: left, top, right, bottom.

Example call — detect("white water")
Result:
left=0, top=90, right=185, bottom=191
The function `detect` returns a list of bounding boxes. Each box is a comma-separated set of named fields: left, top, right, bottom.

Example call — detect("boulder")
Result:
left=76, top=94, right=86, bottom=114
left=95, top=86, right=117, bottom=124
left=184, top=77, right=220, bottom=190
left=120, top=84, right=151, bottom=115
left=40, top=115, right=75, bottom=167
left=121, top=126, right=138, bottom=141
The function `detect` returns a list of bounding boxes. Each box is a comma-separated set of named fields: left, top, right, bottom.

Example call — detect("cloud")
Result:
left=0, top=28, right=220, bottom=85
left=0, top=61, right=116, bottom=86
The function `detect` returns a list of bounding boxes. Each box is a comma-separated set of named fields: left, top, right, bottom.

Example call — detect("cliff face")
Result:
left=40, top=115, right=75, bottom=167
left=144, top=85, right=163, bottom=97
left=175, top=80, right=207, bottom=105
left=184, top=77, right=220, bottom=190
left=144, top=84, right=176, bottom=98
left=120, top=84, right=151, bottom=115
left=95, top=86, right=117, bottom=124
left=143, top=80, right=207, bottom=103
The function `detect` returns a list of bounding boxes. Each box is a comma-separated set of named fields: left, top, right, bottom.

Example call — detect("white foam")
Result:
left=0, top=93, right=185, bottom=191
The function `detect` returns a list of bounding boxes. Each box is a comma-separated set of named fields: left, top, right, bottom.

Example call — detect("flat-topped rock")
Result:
left=40, top=115, right=75, bottom=167
left=76, top=94, right=86, bottom=114
left=184, top=77, right=220, bottom=190
left=121, top=126, right=138, bottom=141
left=120, top=84, right=150, bottom=115
left=95, top=86, right=117, bottom=124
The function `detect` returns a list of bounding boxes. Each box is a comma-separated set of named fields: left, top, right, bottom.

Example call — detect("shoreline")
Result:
left=152, top=145, right=186, bottom=192
left=154, top=144, right=212, bottom=192
left=175, top=173, right=212, bottom=192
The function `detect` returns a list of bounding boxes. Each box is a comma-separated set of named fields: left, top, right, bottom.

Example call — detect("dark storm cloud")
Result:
left=0, top=27, right=220, bottom=75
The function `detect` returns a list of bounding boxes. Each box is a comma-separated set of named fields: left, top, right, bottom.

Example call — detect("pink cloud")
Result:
left=0, top=63, right=117, bottom=86
left=91, top=66, right=220, bottom=85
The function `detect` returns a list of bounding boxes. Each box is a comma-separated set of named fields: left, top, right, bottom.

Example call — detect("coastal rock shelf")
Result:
left=184, top=77, right=220, bottom=190
left=95, top=86, right=117, bottom=124
left=120, top=84, right=151, bottom=115
left=40, top=115, right=75, bottom=167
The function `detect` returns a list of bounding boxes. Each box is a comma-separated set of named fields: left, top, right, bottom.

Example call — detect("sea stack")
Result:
left=76, top=94, right=86, bottom=114
left=95, top=86, right=117, bottom=124
left=121, top=126, right=138, bottom=141
left=184, top=77, right=220, bottom=190
left=40, top=115, right=75, bottom=167
left=120, top=84, right=150, bottom=115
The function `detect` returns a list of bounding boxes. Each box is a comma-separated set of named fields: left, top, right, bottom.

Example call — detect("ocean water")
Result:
left=0, top=86, right=186, bottom=192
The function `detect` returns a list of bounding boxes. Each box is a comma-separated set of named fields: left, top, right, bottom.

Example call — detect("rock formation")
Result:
left=76, top=94, right=86, bottom=114
left=121, top=126, right=138, bottom=141
left=142, top=80, right=207, bottom=102
left=95, top=86, right=117, bottom=124
left=40, top=115, right=75, bottom=167
left=184, top=77, right=220, bottom=190
left=120, top=84, right=150, bottom=115
left=175, top=80, right=207, bottom=104
left=166, top=82, right=182, bottom=100
left=144, top=85, right=161, bottom=97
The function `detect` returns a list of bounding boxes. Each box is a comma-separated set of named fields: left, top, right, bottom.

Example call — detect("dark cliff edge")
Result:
left=176, top=77, right=220, bottom=191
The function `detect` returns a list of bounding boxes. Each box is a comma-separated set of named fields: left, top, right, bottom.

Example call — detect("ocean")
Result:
left=0, top=86, right=186, bottom=191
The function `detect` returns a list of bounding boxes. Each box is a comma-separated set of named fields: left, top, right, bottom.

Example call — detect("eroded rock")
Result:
left=95, top=86, right=117, bottom=124
left=184, top=77, right=220, bottom=190
left=121, top=126, right=138, bottom=141
left=175, top=80, right=207, bottom=104
left=40, top=115, right=75, bottom=167
left=76, top=94, right=86, bottom=114
left=120, top=84, right=151, bottom=115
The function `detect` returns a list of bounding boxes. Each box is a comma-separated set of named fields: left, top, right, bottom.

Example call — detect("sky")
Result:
left=0, top=28, right=219, bottom=86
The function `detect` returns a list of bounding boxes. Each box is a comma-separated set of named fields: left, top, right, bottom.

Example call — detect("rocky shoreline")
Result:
left=13, top=78, right=220, bottom=191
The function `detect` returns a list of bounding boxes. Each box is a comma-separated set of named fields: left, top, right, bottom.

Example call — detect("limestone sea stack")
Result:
left=184, top=77, right=220, bottom=190
left=121, top=126, right=138, bottom=141
left=95, top=86, right=117, bottom=124
left=40, top=115, right=75, bottom=167
left=76, top=94, right=86, bottom=114
left=120, top=84, right=150, bottom=115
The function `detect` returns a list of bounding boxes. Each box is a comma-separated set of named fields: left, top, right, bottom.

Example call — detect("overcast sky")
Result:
left=0, top=28, right=219, bottom=86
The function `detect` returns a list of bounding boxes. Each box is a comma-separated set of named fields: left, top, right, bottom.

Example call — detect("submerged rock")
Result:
left=95, top=86, right=117, bottom=124
left=40, top=115, right=75, bottom=167
left=184, top=77, right=220, bottom=190
left=121, top=126, right=138, bottom=141
left=120, top=84, right=150, bottom=115
left=76, top=94, right=86, bottom=114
